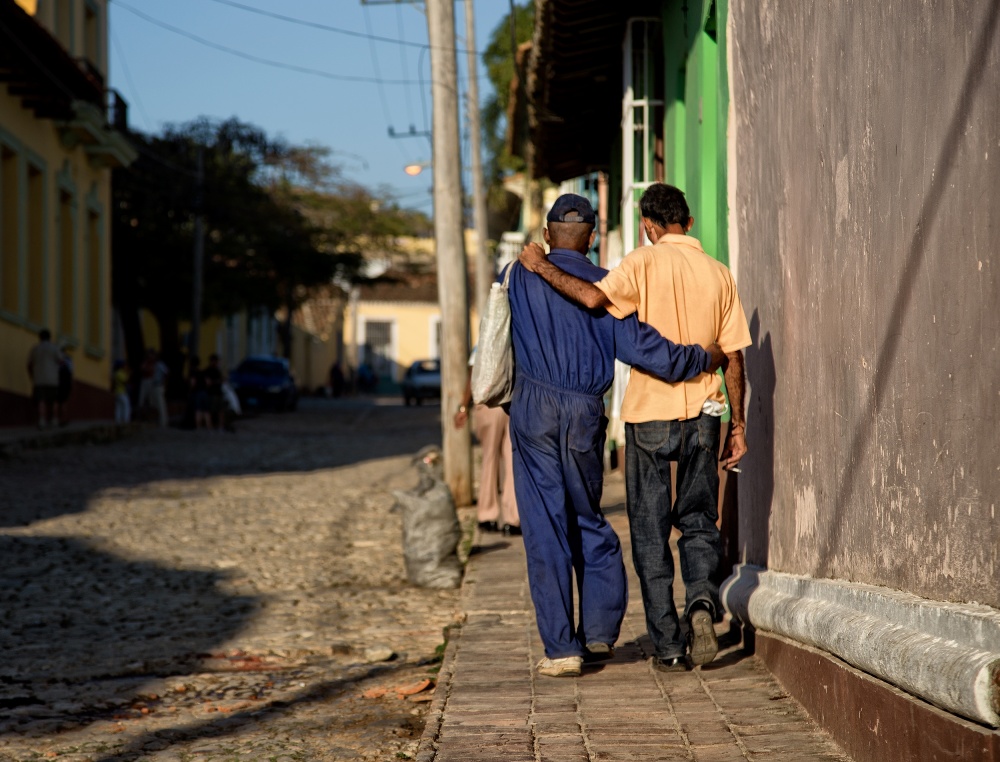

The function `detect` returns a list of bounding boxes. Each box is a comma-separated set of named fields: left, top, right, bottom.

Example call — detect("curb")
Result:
left=414, top=622, right=462, bottom=762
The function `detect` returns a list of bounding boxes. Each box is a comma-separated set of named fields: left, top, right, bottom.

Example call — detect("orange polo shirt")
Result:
left=595, top=234, right=751, bottom=423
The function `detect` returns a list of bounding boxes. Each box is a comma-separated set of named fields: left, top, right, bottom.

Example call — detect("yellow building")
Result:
left=0, top=0, right=135, bottom=424
left=340, top=230, right=490, bottom=394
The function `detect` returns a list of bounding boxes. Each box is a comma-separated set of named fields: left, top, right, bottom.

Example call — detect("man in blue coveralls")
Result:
left=506, top=194, right=725, bottom=677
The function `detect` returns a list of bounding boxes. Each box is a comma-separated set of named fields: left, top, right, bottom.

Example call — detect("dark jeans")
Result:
left=625, top=415, right=721, bottom=659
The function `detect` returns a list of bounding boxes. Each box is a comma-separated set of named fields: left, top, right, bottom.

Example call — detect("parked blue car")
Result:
left=401, top=359, right=441, bottom=406
left=228, top=357, right=299, bottom=412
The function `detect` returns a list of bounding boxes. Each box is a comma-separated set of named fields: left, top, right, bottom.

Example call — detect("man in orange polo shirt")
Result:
left=519, top=183, right=751, bottom=672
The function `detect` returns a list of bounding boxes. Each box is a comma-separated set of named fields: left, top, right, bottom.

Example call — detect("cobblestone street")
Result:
left=0, top=399, right=464, bottom=762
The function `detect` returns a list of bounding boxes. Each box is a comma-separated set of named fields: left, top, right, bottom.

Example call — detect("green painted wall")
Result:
left=661, top=0, right=729, bottom=266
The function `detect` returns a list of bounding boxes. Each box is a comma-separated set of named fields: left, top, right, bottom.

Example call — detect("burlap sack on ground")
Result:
left=394, top=447, right=462, bottom=589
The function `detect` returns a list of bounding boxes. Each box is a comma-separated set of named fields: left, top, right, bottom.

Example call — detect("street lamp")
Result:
left=404, top=162, right=430, bottom=176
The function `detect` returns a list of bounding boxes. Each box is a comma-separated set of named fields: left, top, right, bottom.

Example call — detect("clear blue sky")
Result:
left=108, top=0, right=513, bottom=215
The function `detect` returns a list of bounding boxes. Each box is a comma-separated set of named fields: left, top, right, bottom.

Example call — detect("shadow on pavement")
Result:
left=0, top=397, right=445, bottom=747
left=0, top=398, right=442, bottom=528
left=0, top=536, right=256, bottom=719
left=86, top=661, right=415, bottom=762
left=468, top=540, right=512, bottom=557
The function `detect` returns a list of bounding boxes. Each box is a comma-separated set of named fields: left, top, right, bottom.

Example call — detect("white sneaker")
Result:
left=536, top=656, right=582, bottom=677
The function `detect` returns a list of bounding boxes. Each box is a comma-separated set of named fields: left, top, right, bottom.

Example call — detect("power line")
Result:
left=110, top=28, right=153, bottom=130
left=396, top=2, right=418, bottom=131
left=201, top=0, right=482, bottom=55
left=363, top=3, right=411, bottom=163
left=113, top=0, right=431, bottom=87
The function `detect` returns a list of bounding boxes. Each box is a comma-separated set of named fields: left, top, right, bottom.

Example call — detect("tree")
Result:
left=481, top=0, right=535, bottom=230
left=112, top=118, right=425, bottom=381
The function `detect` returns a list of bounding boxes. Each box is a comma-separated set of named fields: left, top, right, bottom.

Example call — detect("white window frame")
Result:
left=621, top=17, right=664, bottom=257
left=612, top=17, right=664, bottom=433
left=428, top=314, right=442, bottom=359
left=358, top=314, right=397, bottom=379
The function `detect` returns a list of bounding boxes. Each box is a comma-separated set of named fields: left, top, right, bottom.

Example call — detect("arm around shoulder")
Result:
left=615, top=317, right=712, bottom=383
left=519, top=241, right=609, bottom=309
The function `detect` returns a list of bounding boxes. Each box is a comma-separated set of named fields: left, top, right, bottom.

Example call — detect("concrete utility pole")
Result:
left=427, top=0, right=473, bottom=505
left=464, top=0, right=491, bottom=319
left=190, top=144, right=205, bottom=363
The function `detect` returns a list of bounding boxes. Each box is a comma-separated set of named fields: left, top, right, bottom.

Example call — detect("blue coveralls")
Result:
left=506, top=249, right=712, bottom=659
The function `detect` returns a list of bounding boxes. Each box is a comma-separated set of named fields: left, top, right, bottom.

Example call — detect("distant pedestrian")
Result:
left=357, top=361, right=376, bottom=394
left=56, top=343, right=74, bottom=427
left=189, top=357, right=212, bottom=430
left=27, top=328, right=62, bottom=429
left=204, top=354, right=224, bottom=429
left=138, top=350, right=155, bottom=411
left=112, top=361, right=131, bottom=424
left=455, top=348, right=520, bottom=536
left=329, top=362, right=345, bottom=398
left=137, top=349, right=169, bottom=427
left=152, top=352, right=170, bottom=427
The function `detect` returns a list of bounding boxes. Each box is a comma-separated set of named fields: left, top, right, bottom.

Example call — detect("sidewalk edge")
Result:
left=414, top=622, right=462, bottom=762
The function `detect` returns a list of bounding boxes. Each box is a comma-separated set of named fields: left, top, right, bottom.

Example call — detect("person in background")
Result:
left=113, top=361, right=131, bottom=424
left=27, top=328, right=62, bottom=429
left=454, top=349, right=521, bottom=537
left=56, top=343, right=74, bottom=427
left=204, top=354, right=224, bottom=429
left=189, top=357, right=211, bottom=430
left=329, top=362, right=345, bottom=398
left=138, top=349, right=170, bottom=427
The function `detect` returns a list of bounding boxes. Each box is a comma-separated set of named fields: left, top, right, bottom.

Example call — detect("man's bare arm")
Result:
left=707, top=344, right=727, bottom=374
left=519, top=243, right=610, bottom=310
left=720, top=350, right=747, bottom=470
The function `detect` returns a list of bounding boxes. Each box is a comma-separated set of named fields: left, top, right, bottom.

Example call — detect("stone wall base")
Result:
left=756, top=631, right=1000, bottom=762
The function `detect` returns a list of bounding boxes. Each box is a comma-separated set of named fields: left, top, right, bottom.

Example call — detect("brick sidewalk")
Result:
left=417, top=473, right=853, bottom=762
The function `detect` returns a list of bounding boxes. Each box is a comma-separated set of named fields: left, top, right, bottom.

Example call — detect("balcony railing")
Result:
left=75, top=56, right=105, bottom=93
left=107, top=89, right=129, bottom=133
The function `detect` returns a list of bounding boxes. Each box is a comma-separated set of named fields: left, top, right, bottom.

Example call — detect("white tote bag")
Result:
left=471, top=263, right=516, bottom=407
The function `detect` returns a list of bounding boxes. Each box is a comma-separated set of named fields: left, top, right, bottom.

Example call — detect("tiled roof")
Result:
left=357, top=270, right=439, bottom=303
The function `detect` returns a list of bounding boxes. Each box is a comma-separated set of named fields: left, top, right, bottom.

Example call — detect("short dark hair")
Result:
left=547, top=221, right=594, bottom=253
left=39, top=328, right=51, bottom=341
left=639, top=183, right=690, bottom=228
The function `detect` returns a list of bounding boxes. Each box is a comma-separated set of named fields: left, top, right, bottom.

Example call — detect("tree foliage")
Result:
left=482, top=1, right=535, bottom=180
left=112, top=117, right=429, bottom=370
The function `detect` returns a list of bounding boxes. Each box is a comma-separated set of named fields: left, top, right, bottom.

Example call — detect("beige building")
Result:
left=0, top=0, right=135, bottom=424
left=343, top=231, right=486, bottom=394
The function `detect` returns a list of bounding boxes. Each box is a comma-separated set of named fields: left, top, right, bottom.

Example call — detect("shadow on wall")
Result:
left=740, top=310, right=776, bottom=569
left=823, top=1, right=1000, bottom=577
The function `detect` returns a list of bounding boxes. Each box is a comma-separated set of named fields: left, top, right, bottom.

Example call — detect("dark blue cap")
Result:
left=546, top=193, right=596, bottom=225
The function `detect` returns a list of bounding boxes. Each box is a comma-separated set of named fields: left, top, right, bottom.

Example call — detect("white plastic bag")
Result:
left=471, top=263, right=516, bottom=406
left=221, top=382, right=242, bottom=416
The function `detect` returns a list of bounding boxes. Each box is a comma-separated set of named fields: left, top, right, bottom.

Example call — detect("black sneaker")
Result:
left=502, top=524, right=522, bottom=537
left=688, top=604, right=719, bottom=666
left=652, top=656, right=689, bottom=673
left=477, top=521, right=499, bottom=533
